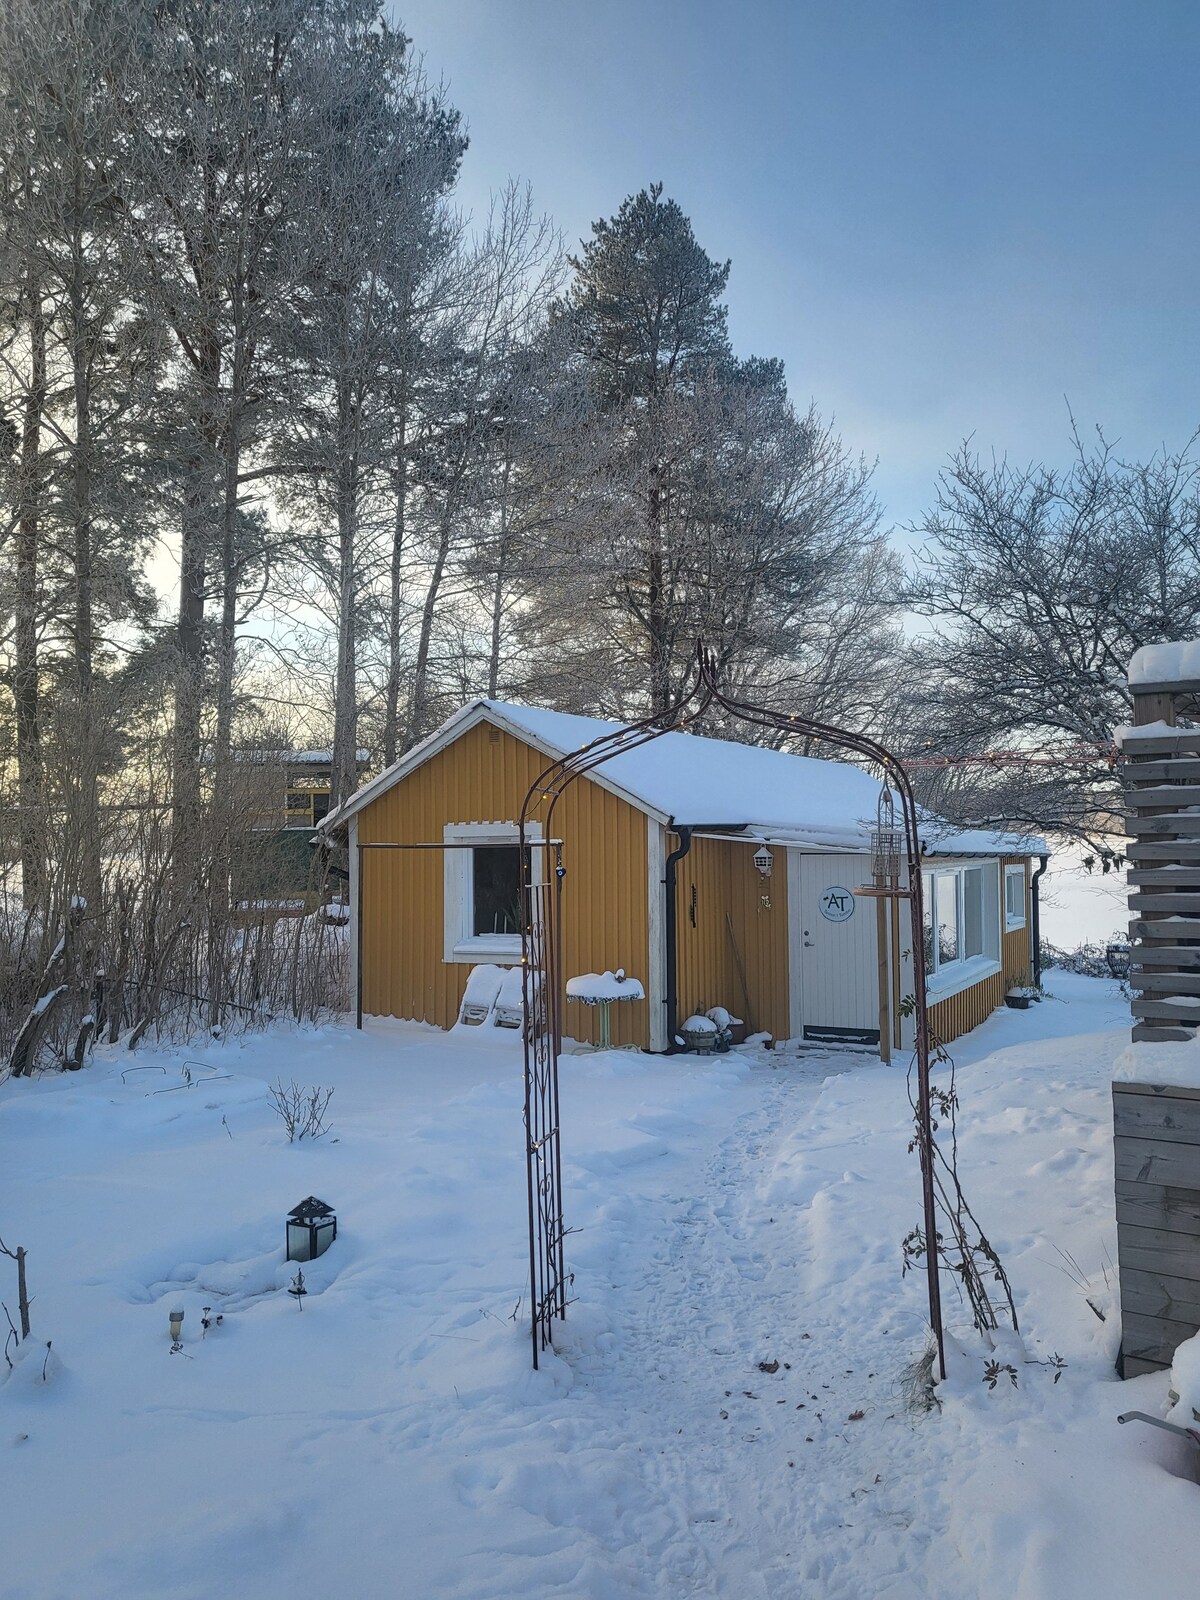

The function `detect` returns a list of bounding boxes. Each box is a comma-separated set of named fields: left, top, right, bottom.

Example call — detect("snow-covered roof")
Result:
left=322, top=699, right=1046, bottom=857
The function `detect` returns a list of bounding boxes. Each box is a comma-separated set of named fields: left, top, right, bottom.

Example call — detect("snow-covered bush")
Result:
left=1041, top=933, right=1128, bottom=980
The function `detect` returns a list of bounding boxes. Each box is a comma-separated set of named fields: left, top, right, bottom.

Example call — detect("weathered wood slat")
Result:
left=1122, top=1354, right=1170, bottom=1377
left=1124, top=758, right=1200, bottom=781
left=1114, top=1181, right=1200, bottom=1235
left=1120, top=1267, right=1200, bottom=1323
left=1128, top=784, right=1200, bottom=806
left=1131, top=998, right=1200, bottom=1022
left=1126, top=814, right=1200, bottom=837
left=1114, top=1135, right=1200, bottom=1186
left=1128, top=893, right=1200, bottom=913
left=1113, top=1091, right=1200, bottom=1139
left=1127, top=868, right=1200, bottom=886
left=1126, top=946, right=1200, bottom=966
left=1118, top=732, right=1200, bottom=756
left=1132, top=1022, right=1199, bottom=1041
left=1114, top=1082, right=1200, bottom=1103
left=1114, top=1224, right=1200, bottom=1277
left=1128, top=920, right=1200, bottom=940
left=1130, top=970, right=1200, bottom=994
left=1121, top=1309, right=1200, bottom=1360
left=1128, top=840, right=1200, bottom=861
left=1129, top=678, right=1200, bottom=696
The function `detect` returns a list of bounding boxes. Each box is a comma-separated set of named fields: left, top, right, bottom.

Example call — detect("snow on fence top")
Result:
left=1128, top=640, right=1200, bottom=687
left=1113, top=1035, right=1200, bottom=1091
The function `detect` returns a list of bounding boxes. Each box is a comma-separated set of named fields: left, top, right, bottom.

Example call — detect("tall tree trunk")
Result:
left=209, top=398, right=245, bottom=1028
left=405, top=513, right=452, bottom=751
left=68, top=221, right=101, bottom=911
left=171, top=334, right=221, bottom=888
left=14, top=287, right=46, bottom=910
left=330, top=388, right=360, bottom=807
left=171, top=456, right=211, bottom=881
left=383, top=392, right=408, bottom=766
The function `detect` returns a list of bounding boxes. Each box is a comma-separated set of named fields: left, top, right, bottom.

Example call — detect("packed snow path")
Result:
left=552, top=1058, right=951, bottom=1598
left=3, top=973, right=1197, bottom=1599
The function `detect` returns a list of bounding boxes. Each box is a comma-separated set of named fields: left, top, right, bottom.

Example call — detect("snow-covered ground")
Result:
left=3, top=972, right=1196, bottom=1598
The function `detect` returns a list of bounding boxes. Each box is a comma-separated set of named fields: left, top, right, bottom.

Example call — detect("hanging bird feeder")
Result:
left=870, top=789, right=903, bottom=888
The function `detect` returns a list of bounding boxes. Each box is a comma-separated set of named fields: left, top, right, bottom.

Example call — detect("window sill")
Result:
left=927, top=956, right=1002, bottom=1002
left=1005, top=917, right=1027, bottom=933
left=449, top=936, right=522, bottom=964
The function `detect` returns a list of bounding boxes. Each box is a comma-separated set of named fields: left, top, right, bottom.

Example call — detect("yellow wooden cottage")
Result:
left=323, top=700, right=1047, bottom=1054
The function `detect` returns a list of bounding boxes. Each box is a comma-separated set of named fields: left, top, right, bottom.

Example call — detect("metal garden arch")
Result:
left=518, top=646, right=946, bottom=1377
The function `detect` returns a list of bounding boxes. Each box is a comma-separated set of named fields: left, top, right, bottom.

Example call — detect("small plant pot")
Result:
left=1004, top=994, right=1033, bottom=1010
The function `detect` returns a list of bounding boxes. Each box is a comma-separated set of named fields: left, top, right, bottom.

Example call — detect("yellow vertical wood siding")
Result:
left=674, top=836, right=790, bottom=1042
left=357, top=721, right=651, bottom=1047
left=928, top=857, right=1034, bottom=1046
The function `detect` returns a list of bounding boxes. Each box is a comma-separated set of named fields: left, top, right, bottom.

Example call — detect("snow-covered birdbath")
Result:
left=565, top=969, right=644, bottom=1049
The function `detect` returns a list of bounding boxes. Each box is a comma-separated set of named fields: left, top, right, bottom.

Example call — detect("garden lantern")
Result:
left=286, top=1196, right=337, bottom=1262
left=168, top=1307, right=184, bottom=1343
left=752, top=845, right=773, bottom=878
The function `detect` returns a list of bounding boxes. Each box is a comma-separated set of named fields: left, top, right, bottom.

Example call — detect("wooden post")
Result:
left=876, top=898, right=892, bottom=1064
left=1123, top=672, right=1200, bottom=1041
left=1115, top=652, right=1200, bottom=1375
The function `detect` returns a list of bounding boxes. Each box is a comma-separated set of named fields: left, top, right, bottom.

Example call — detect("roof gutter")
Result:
left=663, top=821, right=748, bottom=1054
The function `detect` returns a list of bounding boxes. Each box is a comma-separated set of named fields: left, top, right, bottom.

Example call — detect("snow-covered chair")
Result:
left=492, top=966, right=528, bottom=1029
left=457, top=964, right=505, bottom=1026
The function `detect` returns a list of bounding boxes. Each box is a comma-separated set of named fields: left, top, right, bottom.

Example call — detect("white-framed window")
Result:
left=922, top=861, right=1002, bottom=989
left=443, top=822, right=542, bottom=962
left=1004, top=864, right=1027, bottom=930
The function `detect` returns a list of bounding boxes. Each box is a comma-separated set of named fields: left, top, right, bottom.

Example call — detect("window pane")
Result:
left=1006, top=869, right=1025, bottom=921
left=922, top=872, right=936, bottom=970
left=963, top=868, right=983, bottom=958
left=936, top=871, right=959, bottom=965
left=473, top=846, right=525, bottom=936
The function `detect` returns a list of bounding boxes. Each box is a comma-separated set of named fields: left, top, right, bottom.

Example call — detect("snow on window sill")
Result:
left=450, top=935, right=521, bottom=964
left=927, top=956, right=1002, bottom=1002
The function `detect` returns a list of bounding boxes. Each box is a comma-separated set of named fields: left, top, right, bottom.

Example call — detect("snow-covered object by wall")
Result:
left=1128, top=640, right=1200, bottom=686
left=705, top=1006, right=742, bottom=1029
left=565, top=971, right=645, bottom=1003
left=680, top=1013, right=718, bottom=1034
left=1169, top=1331, right=1200, bottom=1424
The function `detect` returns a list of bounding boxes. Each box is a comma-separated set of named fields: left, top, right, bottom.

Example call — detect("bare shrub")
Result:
left=268, top=1079, right=335, bottom=1142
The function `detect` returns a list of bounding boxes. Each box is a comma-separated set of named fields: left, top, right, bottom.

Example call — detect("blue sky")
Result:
left=393, top=1, right=1199, bottom=535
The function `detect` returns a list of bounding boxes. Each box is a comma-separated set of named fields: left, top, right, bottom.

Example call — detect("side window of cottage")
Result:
left=1004, top=865, right=1026, bottom=930
left=924, top=861, right=1002, bottom=982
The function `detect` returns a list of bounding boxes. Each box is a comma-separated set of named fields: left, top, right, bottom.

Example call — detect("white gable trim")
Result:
left=321, top=701, right=672, bottom=832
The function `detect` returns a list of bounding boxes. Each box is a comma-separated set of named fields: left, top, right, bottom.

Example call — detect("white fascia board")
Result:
left=322, top=701, right=670, bottom=833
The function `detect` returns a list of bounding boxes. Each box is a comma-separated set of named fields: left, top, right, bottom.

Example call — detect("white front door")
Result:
left=789, top=852, right=882, bottom=1045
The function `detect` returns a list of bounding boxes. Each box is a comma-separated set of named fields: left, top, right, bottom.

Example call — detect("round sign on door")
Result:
left=818, top=886, right=856, bottom=923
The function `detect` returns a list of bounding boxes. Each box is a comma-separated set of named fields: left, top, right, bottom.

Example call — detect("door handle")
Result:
left=803, top=930, right=814, bottom=947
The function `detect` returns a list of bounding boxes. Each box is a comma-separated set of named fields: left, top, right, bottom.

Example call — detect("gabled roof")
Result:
left=323, top=699, right=1046, bottom=857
